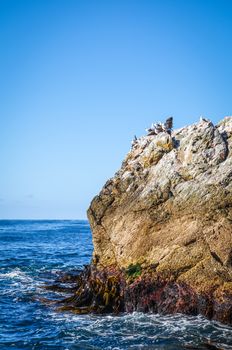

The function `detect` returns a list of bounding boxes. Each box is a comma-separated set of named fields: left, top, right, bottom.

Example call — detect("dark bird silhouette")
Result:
left=164, top=117, right=173, bottom=130
left=131, top=135, right=138, bottom=147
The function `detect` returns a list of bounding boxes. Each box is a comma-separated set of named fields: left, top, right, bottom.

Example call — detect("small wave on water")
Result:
left=0, top=220, right=232, bottom=350
left=0, top=267, right=33, bottom=280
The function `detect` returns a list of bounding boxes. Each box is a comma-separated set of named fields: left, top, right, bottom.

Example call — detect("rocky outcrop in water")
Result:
left=59, top=117, right=232, bottom=324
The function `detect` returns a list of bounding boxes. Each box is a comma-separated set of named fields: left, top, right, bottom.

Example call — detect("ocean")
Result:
left=0, top=220, right=231, bottom=350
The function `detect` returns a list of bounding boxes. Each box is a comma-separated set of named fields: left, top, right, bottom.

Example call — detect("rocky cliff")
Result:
left=60, top=117, right=232, bottom=324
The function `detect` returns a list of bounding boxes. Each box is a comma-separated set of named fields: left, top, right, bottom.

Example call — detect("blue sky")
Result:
left=1, top=0, right=232, bottom=219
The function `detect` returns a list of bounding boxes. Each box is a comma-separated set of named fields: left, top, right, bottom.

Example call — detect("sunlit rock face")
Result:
left=85, top=117, right=232, bottom=323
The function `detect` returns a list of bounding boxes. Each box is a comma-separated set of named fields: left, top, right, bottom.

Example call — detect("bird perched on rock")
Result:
left=131, top=135, right=138, bottom=148
left=146, top=117, right=173, bottom=136
left=200, top=116, right=210, bottom=123
left=164, top=117, right=173, bottom=134
left=154, top=123, right=163, bottom=134
left=146, top=124, right=157, bottom=135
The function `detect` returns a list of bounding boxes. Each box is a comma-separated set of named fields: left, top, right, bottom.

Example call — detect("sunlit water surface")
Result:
left=0, top=220, right=231, bottom=350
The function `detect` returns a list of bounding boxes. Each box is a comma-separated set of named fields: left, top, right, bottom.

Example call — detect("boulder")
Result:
left=59, top=117, right=232, bottom=324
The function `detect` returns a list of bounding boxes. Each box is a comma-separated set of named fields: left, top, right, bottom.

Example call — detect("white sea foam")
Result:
left=46, top=311, right=232, bottom=350
left=0, top=268, right=33, bottom=283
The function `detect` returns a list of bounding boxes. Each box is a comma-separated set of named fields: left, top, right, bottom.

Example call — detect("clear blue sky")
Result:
left=1, top=0, right=231, bottom=219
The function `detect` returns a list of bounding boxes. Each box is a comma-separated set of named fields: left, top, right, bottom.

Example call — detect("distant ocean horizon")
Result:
left=0, top=220, right=231, bottom=350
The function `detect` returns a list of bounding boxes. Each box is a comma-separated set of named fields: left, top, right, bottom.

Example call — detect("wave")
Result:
left=0, top=268, right=33, bottom=282
left=0, top=220, right=232, bottom=350
left=47, top=312, right=232, bottom=350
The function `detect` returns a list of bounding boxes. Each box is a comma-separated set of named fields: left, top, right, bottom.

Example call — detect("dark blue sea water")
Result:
left=0, top=220, right=232, bottom=350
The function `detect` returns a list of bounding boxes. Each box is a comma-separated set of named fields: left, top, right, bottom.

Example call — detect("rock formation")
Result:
left=59, top=117, right=232, bottom=324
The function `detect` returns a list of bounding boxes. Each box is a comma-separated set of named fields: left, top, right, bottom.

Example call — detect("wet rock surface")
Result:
left=59, top=117, right=232, bottom=324
left=51, top=263, right=232, bottom=325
